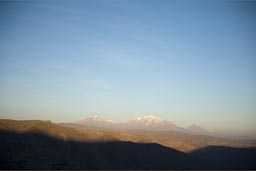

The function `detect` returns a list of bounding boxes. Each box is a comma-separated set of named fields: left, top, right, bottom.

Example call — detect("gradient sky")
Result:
left=0, top=0, right=255, bottom=133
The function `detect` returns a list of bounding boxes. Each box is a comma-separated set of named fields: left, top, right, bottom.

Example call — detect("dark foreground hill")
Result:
left=0, top=131, right=189, bottom=169
left=0, top=120, right=188, bottom=169
left=189, top=146, right=256, bottom=170
left=0, top=119, right=256, bottom=170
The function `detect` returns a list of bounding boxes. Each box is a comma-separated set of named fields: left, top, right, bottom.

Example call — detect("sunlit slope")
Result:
left=1, top=119, right=255, bottom=153
left=0, top=119, right=120, bottom=142
left=61, top=122, right=256, bottom=152
left=0, top=119, right=189, bottom=169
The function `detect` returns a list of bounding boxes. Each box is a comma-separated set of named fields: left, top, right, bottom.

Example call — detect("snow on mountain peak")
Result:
left=90, top=115, right=103, bottom=120
left=83, top=115, right=112, bottom=123
left=133, top=115, right=163, bottom=125
left=76, top=115, right=198, bottom=132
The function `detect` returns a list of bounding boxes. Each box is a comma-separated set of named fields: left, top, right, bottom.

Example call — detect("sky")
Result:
left=0, top=0, right=255, bottom=133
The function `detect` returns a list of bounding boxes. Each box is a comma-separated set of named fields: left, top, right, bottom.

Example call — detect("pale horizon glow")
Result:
left=0, top=0, right=255, bottom=134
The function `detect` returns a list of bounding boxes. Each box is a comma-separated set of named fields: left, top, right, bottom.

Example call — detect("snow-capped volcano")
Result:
left=75, top=115, right=207, bottom=134
left=76, top=115, right=113, bottom=128
left=132, top=115, right=163, bottom=125
left=130, top=115, right=184, bottom=131
left=87, top=115, right=113, bottom=123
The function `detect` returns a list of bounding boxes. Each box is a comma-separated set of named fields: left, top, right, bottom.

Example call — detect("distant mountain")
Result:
left=130, top=115, right=184, bottom=131
left=185, top=124, right=208, bottom=135
left=76, top=115, right=185, bottom=132
left=132, top=115, right=163, bottom=125
left=63, top=118, right=256, bottom=153
left=74, top=115, right=249, bottom=138
left=76, top=115, right=113, bottom=128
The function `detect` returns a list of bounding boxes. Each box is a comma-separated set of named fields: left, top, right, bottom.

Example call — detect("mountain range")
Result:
left=1, top=119, right=256, bottom=170
left=74, top=115, right=208, bottom=135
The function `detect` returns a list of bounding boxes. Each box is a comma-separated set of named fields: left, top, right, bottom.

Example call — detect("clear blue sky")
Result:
left=0, top=0, right=255, bottom=133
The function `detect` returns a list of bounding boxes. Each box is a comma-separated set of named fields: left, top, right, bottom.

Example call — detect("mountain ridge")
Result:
left=75, top=115, right=205, bottom=135
left=1, top=119, right=256, bottom=170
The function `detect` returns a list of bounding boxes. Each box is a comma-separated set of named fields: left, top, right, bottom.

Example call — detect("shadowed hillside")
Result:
left=0, top=119, right=256, bottom=170
left=61, top=122, right=256, bottom=152
left=0, top=119, right=189, bottom=169
left=189, top=146, right=256, bottom=170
